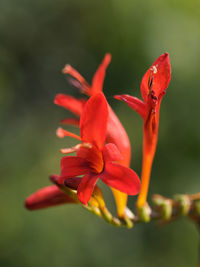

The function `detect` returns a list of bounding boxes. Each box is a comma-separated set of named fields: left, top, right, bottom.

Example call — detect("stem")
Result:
left=137, top=152, right=154, bottom=207
left=136, top=108, right=159, bottom=208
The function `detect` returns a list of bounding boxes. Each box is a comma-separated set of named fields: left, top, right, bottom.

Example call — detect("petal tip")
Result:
left=114, top=94, right=129, bottom=101
left=77, top=191, right=88, bottom=205
left=105, top=53, right=112, bottom=63
left=113, top=95, right=121, bottom=100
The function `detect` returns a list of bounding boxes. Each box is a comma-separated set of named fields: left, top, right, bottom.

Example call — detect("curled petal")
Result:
left=77, top=174, right=99, bottom=205
left=114, top=94, right=146, bottom=119
left=60, top=156, right=90, bottom=179
left=140, top=53, right=171, bottom=102
left=54, top=94, right=85, bottom=116
left=102, top=143, right=123, bottom=162
left=90, top=53, right=111, bottom=96
left=56, top=127, right=81, bottom=141
left=25, top=185, right=76, bottom=210
left=100, top=162, right=141, bottom=195
left=80, top=92, right=108, bottom=149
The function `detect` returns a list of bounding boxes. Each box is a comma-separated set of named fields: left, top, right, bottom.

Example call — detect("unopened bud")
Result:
left=152, top=195, right=172, bottom=220
left=137, top=203, right=151, bottom=223
left=174, top=194, right=191, bottom=216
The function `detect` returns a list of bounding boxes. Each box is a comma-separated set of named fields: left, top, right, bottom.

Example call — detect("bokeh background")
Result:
left=1, top=0, right=200, bottom=266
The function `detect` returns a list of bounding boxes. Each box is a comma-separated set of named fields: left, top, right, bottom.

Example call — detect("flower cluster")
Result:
left=25, top=53, right=171, bottom=225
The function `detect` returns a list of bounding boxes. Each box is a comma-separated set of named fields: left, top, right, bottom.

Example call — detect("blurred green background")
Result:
left=1, top=0, right=200, bottom=266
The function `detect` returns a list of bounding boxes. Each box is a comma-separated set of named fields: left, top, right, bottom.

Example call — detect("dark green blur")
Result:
left=1, top=0, right=200, bottom=266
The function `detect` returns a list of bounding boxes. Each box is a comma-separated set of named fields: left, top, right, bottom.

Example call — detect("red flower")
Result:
left=54, top=54, right=131, bottom=216
left=55, top=54, right=131, bottom=168
left=115, top=53, right=171, bottom=207
left=56, top=92, right=140, bottom=205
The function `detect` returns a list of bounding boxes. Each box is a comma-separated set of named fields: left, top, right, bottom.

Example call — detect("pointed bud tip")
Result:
left=158, top=52, right=170, bottom=65
left=25, top=195, right=42, bottom=211
left=24, top=198, right=33, bottom=210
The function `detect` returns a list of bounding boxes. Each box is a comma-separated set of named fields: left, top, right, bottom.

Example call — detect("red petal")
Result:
left=54, top=94, right=85, bottom=116
left=102, top=143, right=123, bottom=162
left=25, top=185, right=76, bottom=210
left=89, top=53, right=111, bottom=96
left=80, top=92, right=108, bottom=149
left=60, top=156, right=90, bottom=179
left=106, top=106, right=131, bottom=167
left=50, top=174, right=63, bottom=185
left=100, top=162, right=141, bottom=195
left=64, top=177, right=82, bottom=190
left=77, top=174, right=99, bottom=205
left=77, top=146, right=104, bottom=173
left=114, top=94, right=146, bottom=119
left=60, top=118, right=80, bottom=127
left=56, top=127, right=81, bottom=141
left=140, top=53, right=171, bottom=102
